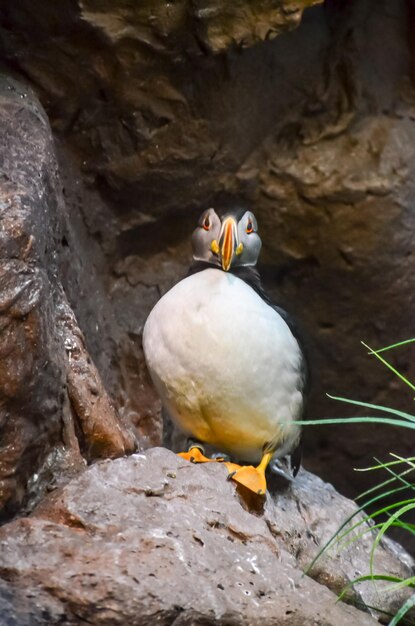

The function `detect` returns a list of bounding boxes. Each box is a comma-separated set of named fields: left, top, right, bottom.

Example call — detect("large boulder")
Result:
left=0, top=76, right=135, bottom=520
left=0, top=448, right=412, bottom=625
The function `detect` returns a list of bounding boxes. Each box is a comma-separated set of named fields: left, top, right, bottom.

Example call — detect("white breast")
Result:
left=143, top=269, right=303, bottom=463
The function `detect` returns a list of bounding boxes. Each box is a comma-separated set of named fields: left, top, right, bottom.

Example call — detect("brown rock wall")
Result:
left=0, top=77, right=135, bottom=519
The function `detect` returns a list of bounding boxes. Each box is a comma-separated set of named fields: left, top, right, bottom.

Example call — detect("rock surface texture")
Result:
left=0, top=76, right=135, bottom=520
left=0, top=448, right=413, bottom=626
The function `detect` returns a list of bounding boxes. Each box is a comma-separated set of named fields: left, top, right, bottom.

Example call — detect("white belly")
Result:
left=143, top=269, right=303, bottom=463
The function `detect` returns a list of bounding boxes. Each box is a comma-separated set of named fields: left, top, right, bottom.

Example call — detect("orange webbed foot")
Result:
left=225, top=451, right=273, bottom=496
left=177, top=447, right=224, bottom=464
left=226, top=464, right=267, bottom=496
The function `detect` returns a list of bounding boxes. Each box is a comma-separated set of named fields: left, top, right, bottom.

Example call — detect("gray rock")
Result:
left=0, top=448, right=412, bottom=625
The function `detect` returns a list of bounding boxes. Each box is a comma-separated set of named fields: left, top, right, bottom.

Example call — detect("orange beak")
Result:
left=219, top=217, right=237, bottom=271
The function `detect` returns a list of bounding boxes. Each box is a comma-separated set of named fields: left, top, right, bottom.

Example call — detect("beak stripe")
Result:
left=221, top=218, right=236, bottom=272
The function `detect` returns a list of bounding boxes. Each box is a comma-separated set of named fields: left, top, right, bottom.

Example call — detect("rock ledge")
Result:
left=0, top=448, right=413, bottom=625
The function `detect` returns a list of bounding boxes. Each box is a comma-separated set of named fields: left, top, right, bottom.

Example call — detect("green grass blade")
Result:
left=337, top=521, right=406, bottom=552
left=373, top=460, right=415, bottom=536
left=382, top=511, right=415, bottom=538
left=389, top=592, right=415, bottom=626
left=316, top=340, right=415, bottom=625
left=355, top=453, right=415, bottom=501
left=369, top=503, right=415, bottom=575
left=296, top=417, right=415, bottom=429
left=392, top=454, right=415, bottom=471
left=338, top=575, right=408, bottom=602
left=356, top=466, right=415, bottom=501
left=326, top=395, right=415, bottom=422
left=385, top=576, right=415, bottom=593
left=373, top=456, right=415, bottom=491
left=362, top=341, right=415, bottom=392
left=305, top=484, right=412, bottom=574
left=357, top=456, right=415, bottom=473
left=335, top=499, right=415, bottom=547
left=371, top=338, right=415, bottom=354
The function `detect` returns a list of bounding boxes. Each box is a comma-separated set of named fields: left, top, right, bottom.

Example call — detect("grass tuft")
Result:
left=304, top=338, right=415, bottom=625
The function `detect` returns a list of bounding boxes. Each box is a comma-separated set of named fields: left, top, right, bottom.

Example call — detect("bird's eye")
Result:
left=246, top=219, right=254, bottom=234
left=203, top=215, right=211, bottom=231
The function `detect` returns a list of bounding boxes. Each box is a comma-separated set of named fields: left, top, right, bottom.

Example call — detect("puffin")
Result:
left=143, top=207, right=307, bottom=495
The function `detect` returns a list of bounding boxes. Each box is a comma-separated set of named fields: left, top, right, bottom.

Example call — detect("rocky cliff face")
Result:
left=0, top=76, right=136, bottom=519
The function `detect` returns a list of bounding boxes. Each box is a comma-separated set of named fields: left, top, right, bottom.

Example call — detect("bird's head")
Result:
left=191, top=207, right=262, bottom=271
